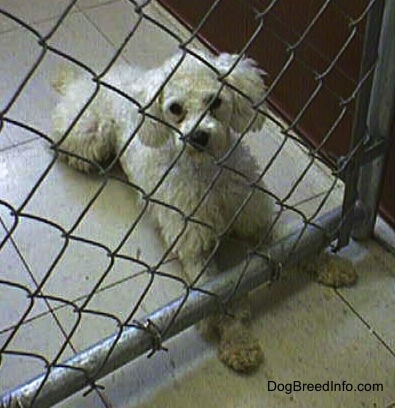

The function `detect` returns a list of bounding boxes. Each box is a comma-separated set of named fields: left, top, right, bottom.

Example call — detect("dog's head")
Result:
left=138, top=50, right=267, bottom=160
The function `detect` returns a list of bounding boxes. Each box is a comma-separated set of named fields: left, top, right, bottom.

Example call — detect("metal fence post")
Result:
left=336, top=0, right=385, bottom=249
left=352, top=0, right=395, bottom=239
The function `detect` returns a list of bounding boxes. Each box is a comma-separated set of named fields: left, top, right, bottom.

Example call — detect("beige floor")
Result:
left=0, top=1, right=394, bottom=407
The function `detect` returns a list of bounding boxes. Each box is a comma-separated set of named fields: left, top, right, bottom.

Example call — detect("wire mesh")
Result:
left=0, top=0, right=388, bottom=406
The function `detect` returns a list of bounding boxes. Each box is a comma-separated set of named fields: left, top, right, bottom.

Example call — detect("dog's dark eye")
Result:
left=169, top=102, right=183, bottom=116
left=209, top=96, right=222, bottom=110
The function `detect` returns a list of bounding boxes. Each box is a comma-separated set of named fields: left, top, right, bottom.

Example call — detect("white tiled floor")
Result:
left=0, top=1, right=394, bottom=407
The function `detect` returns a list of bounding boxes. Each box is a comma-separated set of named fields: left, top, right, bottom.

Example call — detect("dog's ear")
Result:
left=214, top=53, right=267, bottom=133
left=136, top=52, right=191, bottom=147
left=135, top=62, right=176, bottom=148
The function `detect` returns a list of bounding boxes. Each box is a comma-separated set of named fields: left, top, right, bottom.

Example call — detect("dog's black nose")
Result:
left=188, top=131, right=210, bottom=150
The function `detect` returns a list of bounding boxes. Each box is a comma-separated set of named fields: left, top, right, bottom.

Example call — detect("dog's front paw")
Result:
left=314, top=252, right=358, bottom=288
left=218, top=331, right=263, bottom=374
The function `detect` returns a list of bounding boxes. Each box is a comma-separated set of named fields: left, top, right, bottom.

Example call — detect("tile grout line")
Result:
left=0, top=1, right=118, bottom=42
left=0, top=4, right=80, bottom=36
left=77, top=1, right=127, bottom=58
left=0, top=136, right=39, bottom=153
left=0, top=250, right=178, bottom=335
left=374, top=233, right=395, bottom=259
left=76, top=0, right=120, bottom=13
left=0, top=185, right=114, bottom=407
left=335, top=288, right=395, bottom=359
left=0, top=217, right=75, bottom=338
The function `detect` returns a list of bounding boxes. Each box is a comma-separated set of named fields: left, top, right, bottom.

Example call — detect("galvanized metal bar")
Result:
left=0, top=205, right=361, bottom=408
left=337, top=0, right=386, bottom=248
left=352, top=0, right=395, bottom=239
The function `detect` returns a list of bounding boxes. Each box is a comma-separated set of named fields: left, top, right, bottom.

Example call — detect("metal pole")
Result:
left=353, top=0, right=395, bottom=239
left=0, top=205, right=363, bottom=408
left=336, top=0, right=386, bottom=248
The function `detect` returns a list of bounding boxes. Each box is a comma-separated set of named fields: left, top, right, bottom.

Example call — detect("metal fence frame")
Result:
left=352, top=0, right=395, bottom=240
left=1, top=0, right=394, bottom=406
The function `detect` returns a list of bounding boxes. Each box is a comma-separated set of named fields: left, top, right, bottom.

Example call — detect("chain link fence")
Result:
left=1, top=0, right=394, bottom=406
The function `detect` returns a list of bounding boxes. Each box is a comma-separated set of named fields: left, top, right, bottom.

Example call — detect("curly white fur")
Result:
left=52, top=50, right=275, bottom=373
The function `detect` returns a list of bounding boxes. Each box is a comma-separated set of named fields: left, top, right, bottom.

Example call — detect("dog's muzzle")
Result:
left=186, top=130, right=210, bottom=152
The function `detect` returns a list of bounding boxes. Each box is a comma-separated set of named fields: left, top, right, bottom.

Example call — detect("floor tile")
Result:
left=0, top=10, right=116, bottom=148
left=93, top=327, right=214, bottom=408
left=0, top=0, right=77, bottom=33
left=375, top=217, right=395, bottom=253
left=50, top=268, right=185, bottom=361
left=336, top=240, right=395, bottom=352
left=0, top=27, right=50, bottom=137
left=135, top=260, right=395, bottom=408
left=53, top=295, right=127, bottom=357
left=82, top=1, right=180, bottom=67
left=0, top=127, right=14, bottom=151
left=0, top=308, right=74, bottom=394
left=77, top=0, right=120, bottom=11
left=54, top=325, right=214, bottom=408
left=45, top=9, right=117, bottom=72
left=0, top=138, right=185, bottom=318
left=244, top=120, right=344, bottom=238
left=0, top=234, right=47, bottom=332
left=250, top=119, right=343, bottom=208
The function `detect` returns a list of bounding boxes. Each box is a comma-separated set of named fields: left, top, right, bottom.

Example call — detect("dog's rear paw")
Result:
left=218, top=331, right=263, bottom=374
left=314, top=252, right=358, bottom=288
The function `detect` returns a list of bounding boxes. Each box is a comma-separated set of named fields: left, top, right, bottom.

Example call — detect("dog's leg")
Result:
left=304, top=251, right=358, bottom=288
left=180, top=247, right=264, bottom=374
left=52, top=73, right=118, bottom=173
left=159, top=211, right=219, bottom=283
left=52, top=114, right=117, bottom=173
left=229, top=186, right=276, bottom=245
left=202, top=294, right=263, bottom=374
left=156, top=205, right=264, bottom=373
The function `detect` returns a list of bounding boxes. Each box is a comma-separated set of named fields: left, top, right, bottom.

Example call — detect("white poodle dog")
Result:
left=52, top=49, right=359, bottom=373
left=52, top=49, right=273, bottom=372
